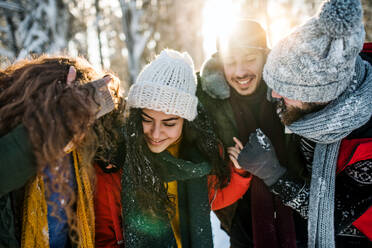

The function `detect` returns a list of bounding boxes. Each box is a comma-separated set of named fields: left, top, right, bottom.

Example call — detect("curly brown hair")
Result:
left=0, top=55, right=125, bottom=244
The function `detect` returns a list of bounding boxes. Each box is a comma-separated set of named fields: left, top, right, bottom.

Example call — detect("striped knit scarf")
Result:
left=21, top=150, right=95, bottom=248
left=287, top=57, right=372, bottom=248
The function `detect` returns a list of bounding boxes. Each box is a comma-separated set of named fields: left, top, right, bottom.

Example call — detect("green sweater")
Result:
left=0, top=124, right=36, bottom=248
left=0, top=125, right=36, bottom=197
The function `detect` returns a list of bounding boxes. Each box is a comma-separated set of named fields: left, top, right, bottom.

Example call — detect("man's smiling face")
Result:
left=221, top=49, right=266, bottom=96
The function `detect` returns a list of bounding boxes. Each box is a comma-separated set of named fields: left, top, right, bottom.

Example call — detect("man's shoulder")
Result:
left=360, top=42, right=372, bottom=65
left=196, top=74, right=229, bottom=107
left=196, top=55, right=231, bottom=100
left=196, top=73, right=238, bottom=147
left=348, top=116, right=372, bottom=139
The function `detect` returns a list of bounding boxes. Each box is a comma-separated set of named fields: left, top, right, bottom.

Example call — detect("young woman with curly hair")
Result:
left=0, top=55, right=125, bottom=248
left=94, top=49, right=251, bottom=248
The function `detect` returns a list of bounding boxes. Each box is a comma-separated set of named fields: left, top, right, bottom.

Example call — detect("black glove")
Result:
left=237, top=129, right=286, bottom=186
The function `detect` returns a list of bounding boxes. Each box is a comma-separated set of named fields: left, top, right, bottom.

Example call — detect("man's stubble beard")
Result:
left=276, top=99, right=328, bottom=126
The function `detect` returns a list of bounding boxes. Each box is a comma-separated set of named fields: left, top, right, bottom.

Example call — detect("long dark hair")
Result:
left=123, top=104, right=230, bottom=218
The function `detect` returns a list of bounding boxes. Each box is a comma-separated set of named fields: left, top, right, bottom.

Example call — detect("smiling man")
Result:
left=196, top=19, right=306, bottom=248
left=221, top=47, right=266, bottom=96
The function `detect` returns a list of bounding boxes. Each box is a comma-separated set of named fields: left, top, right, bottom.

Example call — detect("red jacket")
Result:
left=94, top=164, right=124, bottom=248
left=208, top=163, right=252, bottom=210
left=337, top=138, right=372, bottom=241
left=362, top=42, right=372, bottom=53
left=335, top=43, right=372, bottom=241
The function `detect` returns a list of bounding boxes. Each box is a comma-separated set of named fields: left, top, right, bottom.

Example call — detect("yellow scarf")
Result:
left=21, top=150, right=94, bottom=248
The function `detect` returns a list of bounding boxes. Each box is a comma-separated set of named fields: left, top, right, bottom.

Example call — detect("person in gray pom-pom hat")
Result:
left=236, top=0, right=372, bottom=247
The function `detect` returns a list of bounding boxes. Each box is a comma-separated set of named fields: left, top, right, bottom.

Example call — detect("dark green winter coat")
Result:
left=0, top=124, right=36, bottom=248
left=196, top=53, right=306, bottom=234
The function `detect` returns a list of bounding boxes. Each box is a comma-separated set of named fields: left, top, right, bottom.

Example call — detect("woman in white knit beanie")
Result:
left=116, top=49, right=250, bottom=248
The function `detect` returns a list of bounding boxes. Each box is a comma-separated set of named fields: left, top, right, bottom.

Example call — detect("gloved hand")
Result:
left=85, top=76, right=115, bottom=119
left=67, top=66, right=115, bottom=119
left=237, top=129, right=286, bottom=186
left=63, top=66, right=115, bottom=153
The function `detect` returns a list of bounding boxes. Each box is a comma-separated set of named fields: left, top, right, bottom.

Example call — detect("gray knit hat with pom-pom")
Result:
left=263, top=0, right=365, bottom=103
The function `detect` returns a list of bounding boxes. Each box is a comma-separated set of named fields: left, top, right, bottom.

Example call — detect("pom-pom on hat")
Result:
left=263, top=0, right=365, bottom=103
left=127, top=49, right=198, bottom=121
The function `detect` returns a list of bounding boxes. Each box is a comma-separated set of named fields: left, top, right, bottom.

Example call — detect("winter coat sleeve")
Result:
left=0, top=124, right=36, bottom=197
left=270, top=159, right=372, bottom=234
left=270, top=171, right=310, bottom=218
left=208, top=162, right=252, bottom=211
left=334, top=159, right=372, bottom=234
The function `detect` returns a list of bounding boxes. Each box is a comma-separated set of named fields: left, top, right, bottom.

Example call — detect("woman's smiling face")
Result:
left=141, top=108, right=184, bottom=153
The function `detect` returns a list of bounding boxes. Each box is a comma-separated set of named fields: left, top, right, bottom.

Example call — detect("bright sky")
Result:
left=202, top=0, right=239, bottom=58
left=202, top=0, right=301, bottom=58
left=78, top=0, right=311, bottom=70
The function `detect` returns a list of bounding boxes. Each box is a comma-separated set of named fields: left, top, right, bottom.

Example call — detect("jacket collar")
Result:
left=200, top=53, right=230, bottom=99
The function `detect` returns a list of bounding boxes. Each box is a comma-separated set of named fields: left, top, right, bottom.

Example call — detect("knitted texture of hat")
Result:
left=263, top=0, right=365, bottom=102
left=127, top=49, right=198, bottom=121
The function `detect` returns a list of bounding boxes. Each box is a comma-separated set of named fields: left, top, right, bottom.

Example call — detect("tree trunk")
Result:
left=119, top=0, right=152, bottom=84
left=95, top=0, right=104, bottom=68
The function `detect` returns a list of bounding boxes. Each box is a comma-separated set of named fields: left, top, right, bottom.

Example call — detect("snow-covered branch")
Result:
left=0, top=1, right=24, bottom=12
left=120, top=0, right=153, bottom=84
left=0, top=0, right=71, bottom=60
left=16, top=0, right=69, bottom=59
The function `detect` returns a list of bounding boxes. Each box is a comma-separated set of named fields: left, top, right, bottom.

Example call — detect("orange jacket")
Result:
left=208, top=162, right=252, bottom=211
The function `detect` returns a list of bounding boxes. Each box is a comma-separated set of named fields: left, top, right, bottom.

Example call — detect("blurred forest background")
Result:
left=0, top=0, right=371, bottom=91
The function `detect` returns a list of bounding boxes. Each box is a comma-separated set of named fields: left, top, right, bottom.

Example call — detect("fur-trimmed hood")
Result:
left=200, top=53, right=230, bottom=99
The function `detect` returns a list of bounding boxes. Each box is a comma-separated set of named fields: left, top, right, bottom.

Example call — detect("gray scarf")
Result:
left=287, top=56, right=372, bottom=248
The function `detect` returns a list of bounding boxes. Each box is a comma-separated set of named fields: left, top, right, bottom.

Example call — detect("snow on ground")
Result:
left=211, top=211, right=230, bottom=248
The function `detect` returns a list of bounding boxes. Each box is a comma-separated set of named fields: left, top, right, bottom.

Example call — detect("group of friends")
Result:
left=0, top=0, right=371, bottom=247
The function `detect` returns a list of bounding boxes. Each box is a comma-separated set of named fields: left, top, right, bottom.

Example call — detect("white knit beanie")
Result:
left=263, top=0, right=365, bottom=103
left=127, top=49, right=198, bottom=121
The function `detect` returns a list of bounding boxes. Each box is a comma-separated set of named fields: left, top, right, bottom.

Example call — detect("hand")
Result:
left=105, top=164, right=117, bottom=169
left=228, top=137, right=244, bottom=169
left=237, top=129, right=286, bottom=186
left=67, top=66, right=115, bottom=119
left=87, top=75, right=115, bottom=119
left=63, top=67, right=115, bottom=153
